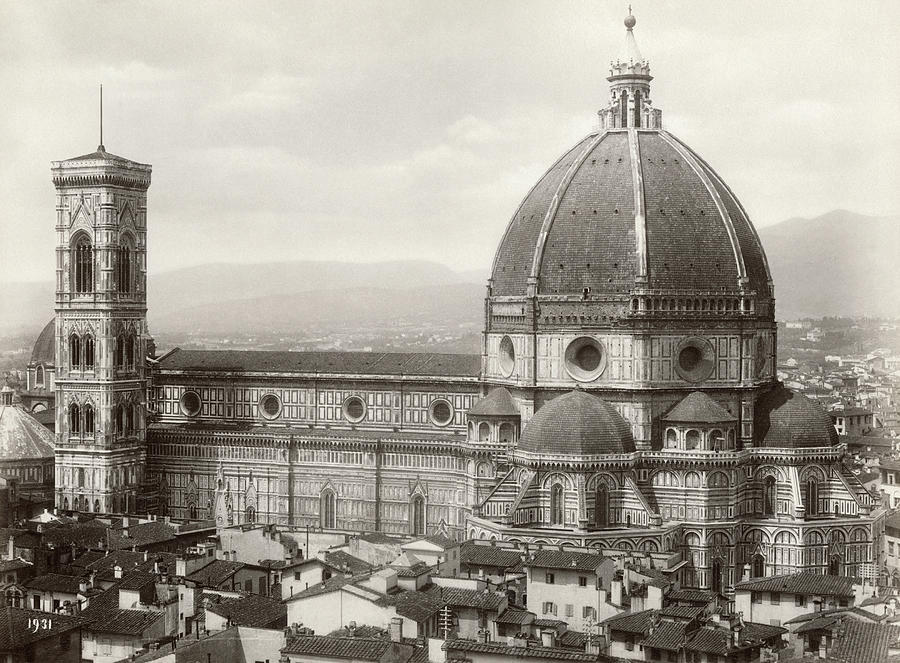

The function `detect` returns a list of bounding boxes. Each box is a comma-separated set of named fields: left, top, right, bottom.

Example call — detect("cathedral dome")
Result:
left=517, top=390, right=635, bottom=456
left=753, top=383, right=840, bottom=449
left=0, top=401, right=55, bottom=461
left=490, top=130, right=771, bottom=300
left=30, top=319, right=55, bottom=367
left=489, top=14, right=771, bottom=306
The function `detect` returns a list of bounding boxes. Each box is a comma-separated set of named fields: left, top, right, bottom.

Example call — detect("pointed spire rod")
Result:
left=99, top=84, right=104, bottom=152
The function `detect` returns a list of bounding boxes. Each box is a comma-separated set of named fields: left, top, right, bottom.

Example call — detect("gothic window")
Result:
left=685, top=472, right=701, bottom=488
left=550, top=484, right=565, bottom=526
left=633, top=90, right=642, bottom=127
left=594, top=483, right=608, bottom=528
left=245, top=506, right=256, bottom=524
left=806, top=477, right=819, bottom=516
left=115, top=335, right=124, bottom=368
left=711, top=558, right=723, bottom=594
left=69, top=334, right=81, bottom=370
left=77, top=468, right=85, bottom=487
left=189, top=505, right=197, bottom=520
left=411, top=495, right=426, bottom=536
left=685, top=430, right=701, bottom=450
left=69, top=404, right=81, bottom=434
left=321, top=490, right=336, bottom=529
left=708, top=471, right=728, bottom=488
left=62, top=497, right=69, bottom=511
left=115, top=404, right=124, bottom=435
left=93, top=499, right=101, bottom=513
left=125, top=335, right=134, bottom=369
left=36, top=365, right=44, bottom=387
left=828, top=556, right=841, bottom=576
left=83, top=335, right=95, bottom=370
left=665, top=428, right=677, bottom=448
left=73, top=235, right=94, bottom=294
left=118, top=244, right=132, bottom=294
left=763, top=476, right=777, bottom=515
left=83, top=404, right=94, bottom=435
left=752, top=555, right=765, bottom=578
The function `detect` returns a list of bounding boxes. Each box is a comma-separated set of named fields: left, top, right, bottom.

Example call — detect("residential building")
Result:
left=733, top=571, right=856, bottom=626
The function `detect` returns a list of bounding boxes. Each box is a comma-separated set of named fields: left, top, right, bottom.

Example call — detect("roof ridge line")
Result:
left=628, top=129, right=649, bottom=283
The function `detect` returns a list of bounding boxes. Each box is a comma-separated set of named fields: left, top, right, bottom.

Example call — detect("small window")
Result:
left=429, top=399, right=453, bottom=426
left=770, top=592, right=780, bottom=605
left=751, top=592, right=761, bottom=604
left=565, top=603, right=574, bottom=617
left=260, top=394, right=282, bottom=420
left=342, top=396, right=366, bottom=423
left=795, top=595, right=806, bottom=607
left=545, top=572, right=555, bottom=584
left=579, top=576, right=587, bottom=587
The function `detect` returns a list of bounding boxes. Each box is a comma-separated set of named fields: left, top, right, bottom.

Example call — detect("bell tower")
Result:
left=51, top=121, right=152, bottom=515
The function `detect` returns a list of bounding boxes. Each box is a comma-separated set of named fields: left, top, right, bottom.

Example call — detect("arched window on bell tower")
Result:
left=72, top=234, right=94, bottom=294
left=83, top=404, right=94, bottom=436
left=69, top=403, right=81, bottom=435
left=69, top=334, right=81, bottom=370
left=83, top=334, right=94, bottom=370
left=118, top=241, right=133, bottom=294
left=619, top=90, right=629, bottom=128
left=550, top=483, right=565, bottom=526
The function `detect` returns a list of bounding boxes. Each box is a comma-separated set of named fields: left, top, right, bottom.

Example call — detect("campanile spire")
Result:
left=598, top=8, right=662, bottom=130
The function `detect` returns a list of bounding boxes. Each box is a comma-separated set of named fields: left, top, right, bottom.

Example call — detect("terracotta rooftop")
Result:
left=525, top=549, right=607, bottom=573
left=0, top=607, right=89, bottom=650
left=734, top=571, right=855, bottom=597
left=159, top=349, right=481, bottom=378
left=663, top=391, right=735, bottom=424
left=468, top=388, right=520, bottom=417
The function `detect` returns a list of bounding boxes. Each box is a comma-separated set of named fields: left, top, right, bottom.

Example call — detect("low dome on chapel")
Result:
left=517, top=390, right=635, bottom=456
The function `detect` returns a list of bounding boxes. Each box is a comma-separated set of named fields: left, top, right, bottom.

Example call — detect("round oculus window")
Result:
left=564, top=336, right=607, bottom=382
left=430, top=399, right=453, bottom=426
left=259, top=394, right=282, bottom=419
left=674, top=337, right=716, bottom=383
left=343, top=396, right=366, bottom=423
left=499, top=336, right=516, bottom=377
left=180, top=391, right=201, bottom=417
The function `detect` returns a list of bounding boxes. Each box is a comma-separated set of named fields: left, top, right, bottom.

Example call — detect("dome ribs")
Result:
left=638, top=133, right=741, bottom=291
left=490, top=135, right=597, bottom=297
left=529, top=132, right=609, bottom=292
left=658, top=131, right=748, bottom=290
left=535, top=132, right=636, bottom=296
left=627, top=129, right=649, bottom=284
left=670, top=136, right=774, bottom=297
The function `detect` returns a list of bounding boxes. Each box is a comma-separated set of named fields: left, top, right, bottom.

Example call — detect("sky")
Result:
left=0, top=0, right=897, bottom=284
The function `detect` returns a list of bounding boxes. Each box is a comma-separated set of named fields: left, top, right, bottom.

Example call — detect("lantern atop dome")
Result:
left=600, top=8, right=661, bottom=130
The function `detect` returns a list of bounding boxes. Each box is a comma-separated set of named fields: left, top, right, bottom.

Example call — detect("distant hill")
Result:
left=757, top=210, right=900, bottom=320
left=152, top=282, right=484, bottom=334
left=0, top=260, right=486, bottom=337
left=2, top=212, right=897, bottom=338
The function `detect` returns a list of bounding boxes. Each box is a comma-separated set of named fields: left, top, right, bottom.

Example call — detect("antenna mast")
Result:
left=99, top=84, right=104, bottom=151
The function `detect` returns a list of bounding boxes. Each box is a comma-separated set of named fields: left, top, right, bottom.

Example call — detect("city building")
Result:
left=733, top=571, right=857, bottom=626
left=41, top=10, right=881, bottom=598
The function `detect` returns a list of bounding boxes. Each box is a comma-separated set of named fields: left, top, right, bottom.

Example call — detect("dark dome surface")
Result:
left=490, top=130, right=771, bottom=299
left=518, top=390, right=635, bottom=456
left=30, top=319, right=55, bottom=366
left=753, top=383, right=840, bottom=448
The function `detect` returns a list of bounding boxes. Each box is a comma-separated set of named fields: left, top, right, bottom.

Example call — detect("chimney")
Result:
left=6, top=535, right=13, bottom=560
left=143, top=550, right=148, bottom=562
left=389, top=617, right=403, bottom=643
left=741, top=563, right=751, bottom=581
left=540, top=630, right=555, bottom=648
left=585, top=639, right=600, bottom=656
left=347, top=621, right=357, bottom=637
left=114, top=565, right=123, bottom=579
left=477, top=629, right=490, bottom=644
left=79, top=579, right=88, bottom=594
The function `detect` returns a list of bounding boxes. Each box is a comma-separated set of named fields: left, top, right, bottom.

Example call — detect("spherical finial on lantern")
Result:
left=624, top=6, right=636, bottom=30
